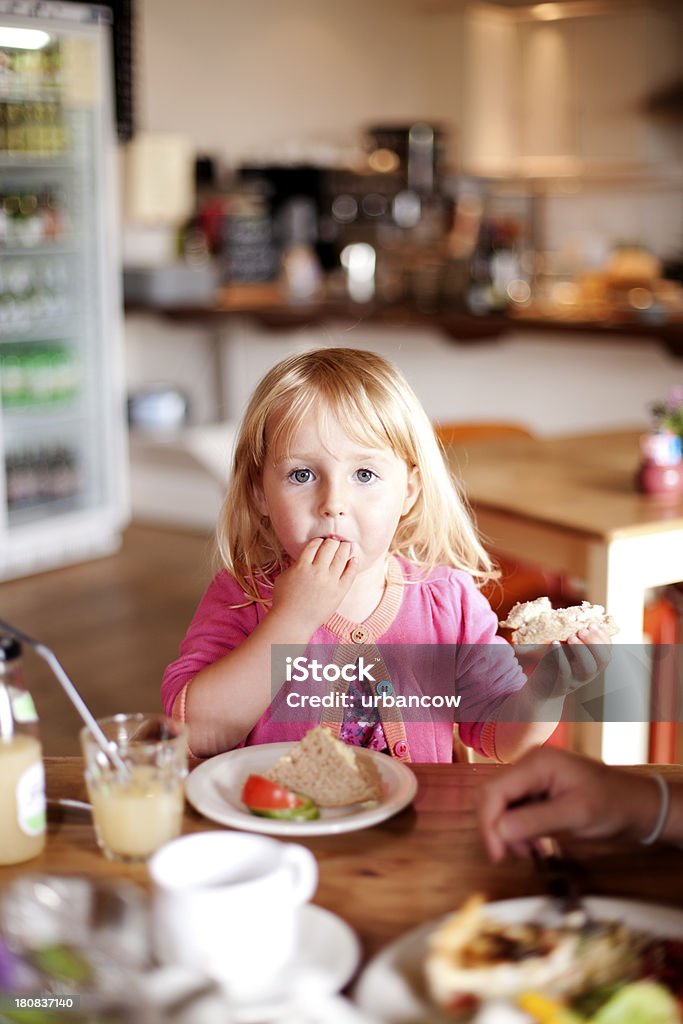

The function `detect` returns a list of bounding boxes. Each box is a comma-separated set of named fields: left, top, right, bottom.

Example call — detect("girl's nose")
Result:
left=319, top=482, right=347, bottom=517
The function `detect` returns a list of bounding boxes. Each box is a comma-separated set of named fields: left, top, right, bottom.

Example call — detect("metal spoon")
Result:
left=0, top=616, right=131, bottom=780
left=47, top=797, right=92, bottom=813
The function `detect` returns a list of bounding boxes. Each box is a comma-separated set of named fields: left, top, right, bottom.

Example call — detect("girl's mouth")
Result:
left=320, top=534, right=349, bottom=542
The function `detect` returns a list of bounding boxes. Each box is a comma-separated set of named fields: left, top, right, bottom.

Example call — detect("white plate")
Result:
left=353, top=895, right=683, bottom=1023
left=231, top=903, right=361, bottom=1022
left=185, top=742, right=417, bottom=836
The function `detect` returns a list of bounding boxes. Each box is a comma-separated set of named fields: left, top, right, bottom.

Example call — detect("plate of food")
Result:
left=353, top=893, right=683, bottom=1022
left=185, top=726, right=418, bottom=836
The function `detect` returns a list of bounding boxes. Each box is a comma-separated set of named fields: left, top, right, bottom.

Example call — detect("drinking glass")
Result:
left=80, top=713, right=188, bottom=862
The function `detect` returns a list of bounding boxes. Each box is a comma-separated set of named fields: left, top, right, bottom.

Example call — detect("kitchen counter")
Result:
left=126, top=285, right=683, bottom=357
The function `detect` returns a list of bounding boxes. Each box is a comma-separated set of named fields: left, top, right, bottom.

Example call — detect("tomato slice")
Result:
left=241, top=774, right=305, bottom=811
left=241, top=774, right=319, bottom=821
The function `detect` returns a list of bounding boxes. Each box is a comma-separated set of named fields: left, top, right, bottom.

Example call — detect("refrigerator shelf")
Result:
left=0, top=321, right=76, bottom=342
left=0, top=246, right=76, bottom=258
left=0, top=1, right=128, bottom=578
left=2, top=403, right=84, bottom=427
left=8, top=493, right=86, bottom=528
left=0, top=90, right=62, bottom=103
left=0, top=155, right=74, bottom=168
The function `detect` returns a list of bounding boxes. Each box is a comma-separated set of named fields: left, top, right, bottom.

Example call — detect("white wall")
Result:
left=136, top=0, right=465, bottom=166
left=135, top=1, right=683, bottom=171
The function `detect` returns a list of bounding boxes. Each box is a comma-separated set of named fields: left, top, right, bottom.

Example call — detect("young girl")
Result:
left=162, top=347, right=611, bottom=762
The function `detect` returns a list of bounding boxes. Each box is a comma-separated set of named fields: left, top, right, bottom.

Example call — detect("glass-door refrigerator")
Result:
left=0, top=0, right=128, bottom=579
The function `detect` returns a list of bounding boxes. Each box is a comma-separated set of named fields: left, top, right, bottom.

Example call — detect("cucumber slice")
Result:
left=249, top=799, right=320, bottom=821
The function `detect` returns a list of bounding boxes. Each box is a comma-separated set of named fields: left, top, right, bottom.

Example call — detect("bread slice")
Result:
left=499, top=598, right=619, bottom=644
left=265, top=726, right=383, bottom=807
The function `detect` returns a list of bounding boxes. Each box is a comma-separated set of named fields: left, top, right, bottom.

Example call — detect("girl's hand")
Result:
left=525, top=622, right=613, bottom=700
left=271, top=538, right=359, bottom=631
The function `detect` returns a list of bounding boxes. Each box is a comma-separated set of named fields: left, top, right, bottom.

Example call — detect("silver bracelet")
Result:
left=640, top=773, right=670, bottom=846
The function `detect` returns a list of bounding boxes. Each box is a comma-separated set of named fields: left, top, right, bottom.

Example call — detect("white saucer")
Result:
left=228, top=903, right=361, bottom=1022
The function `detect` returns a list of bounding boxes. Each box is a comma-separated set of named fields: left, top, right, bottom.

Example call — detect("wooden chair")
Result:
left=645, top=594, right=679, bottom=764
left=434, top=421, right=534, bottom=446
left=434, top=421, right=573, bottom=621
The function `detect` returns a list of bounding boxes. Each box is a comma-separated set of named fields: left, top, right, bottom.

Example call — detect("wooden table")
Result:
left=448, top=429, right=683, bottom=762
left=3, top=759, right=683, bottom=967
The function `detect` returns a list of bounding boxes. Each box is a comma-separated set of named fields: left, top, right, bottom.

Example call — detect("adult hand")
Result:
left=477, top=746, right=650, bottom=863
left=271, top=538, right=358, bottom=631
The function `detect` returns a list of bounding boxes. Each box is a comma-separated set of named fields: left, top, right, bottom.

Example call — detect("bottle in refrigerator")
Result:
left=0, top=635, right=46, bottom=864
left=0, top=0, right=129, bottom=579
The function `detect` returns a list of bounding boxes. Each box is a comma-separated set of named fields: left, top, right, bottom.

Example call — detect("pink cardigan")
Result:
left=162, top=557, right=525, bottom=763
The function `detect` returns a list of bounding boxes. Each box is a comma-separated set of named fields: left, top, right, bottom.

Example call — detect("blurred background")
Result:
left=1, top=0, right=682, bottom=752
left=121, top=0, right=683, bottom=526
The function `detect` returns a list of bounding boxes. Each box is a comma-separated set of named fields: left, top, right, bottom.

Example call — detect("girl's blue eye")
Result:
left=355, top=468, right=376, bottom=483
left=290, top=468, right=313, bottom=484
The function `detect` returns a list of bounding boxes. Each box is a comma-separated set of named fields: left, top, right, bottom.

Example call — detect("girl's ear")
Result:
left=401, top=465, right=421, bottom=516
left=252, top=477, right=269, bottom=518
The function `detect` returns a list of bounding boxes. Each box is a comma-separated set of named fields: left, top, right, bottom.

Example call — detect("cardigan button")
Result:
left=350, top=626, right=370, bottom=643
left=393, top=739, right=409, bottom=758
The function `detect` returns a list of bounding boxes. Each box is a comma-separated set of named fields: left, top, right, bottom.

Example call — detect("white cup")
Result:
left=148, top=831, right=318, bottom=1004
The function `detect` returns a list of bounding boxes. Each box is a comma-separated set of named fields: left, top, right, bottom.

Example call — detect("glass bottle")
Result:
left=0, top=636, right=46, bottom=864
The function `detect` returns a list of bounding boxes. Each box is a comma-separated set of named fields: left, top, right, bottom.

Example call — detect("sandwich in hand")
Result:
left=499, top=597, right=618, bottom=644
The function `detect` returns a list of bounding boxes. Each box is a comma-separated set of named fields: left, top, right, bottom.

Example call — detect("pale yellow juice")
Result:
left=0, top=734, right=46, bottom=865
left=87, top=764, right=184, bottom=860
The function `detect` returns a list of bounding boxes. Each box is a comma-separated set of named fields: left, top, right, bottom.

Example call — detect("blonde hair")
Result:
left=217, top=347, right=496, bottom=604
